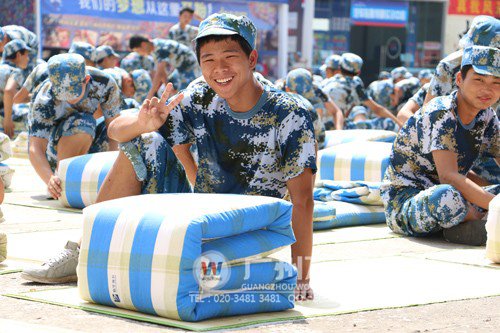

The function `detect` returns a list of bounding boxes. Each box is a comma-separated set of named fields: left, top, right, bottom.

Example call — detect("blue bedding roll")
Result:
left=78, top=193, right=297, bottom=321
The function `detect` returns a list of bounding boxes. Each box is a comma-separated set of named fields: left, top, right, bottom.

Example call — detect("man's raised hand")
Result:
left=137, top=83, right=184, bottom=133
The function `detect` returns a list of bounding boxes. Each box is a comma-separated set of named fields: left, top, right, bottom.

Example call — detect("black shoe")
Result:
left=443, top=220, right=487, bottom=246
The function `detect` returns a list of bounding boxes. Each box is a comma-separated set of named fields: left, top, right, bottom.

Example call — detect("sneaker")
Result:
left=443, top=220, right=487, bottom=246
left=21, top=241, right=79, bottom=284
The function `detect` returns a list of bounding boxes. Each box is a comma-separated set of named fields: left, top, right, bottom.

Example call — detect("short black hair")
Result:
left=460, top=65, right=473, bottom=79
left=129, top=35, right=150, bottom=49
left=195, top=34, right=253, bottom=64
left=180, top=7, right=194, bottom=15
left=5, top=49, right=27, bottom=60
left=340, top=68, right=357, bottom=77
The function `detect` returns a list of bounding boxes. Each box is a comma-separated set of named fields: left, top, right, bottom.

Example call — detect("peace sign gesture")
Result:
left=137, top=83, right=184, bottom=133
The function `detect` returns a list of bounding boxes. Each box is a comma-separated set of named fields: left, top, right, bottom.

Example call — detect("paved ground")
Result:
left=0, top=158, right=499, bottom=332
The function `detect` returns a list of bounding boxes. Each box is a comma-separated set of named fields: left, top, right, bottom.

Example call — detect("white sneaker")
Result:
left=21, top=241, right=79, bottom=284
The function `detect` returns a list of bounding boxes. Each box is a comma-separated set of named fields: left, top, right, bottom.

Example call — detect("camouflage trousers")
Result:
left=46, top=113, right=108, bottom=172
left=381, top=184, right=500, bottom=236
left=119, top=131, right=192, bottom=195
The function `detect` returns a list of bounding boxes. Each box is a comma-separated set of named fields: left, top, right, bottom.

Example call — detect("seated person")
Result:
left=381, top=46, right=499, bottom=246
left=0, top=39, right=31, bottom=137
left=28, top=54, right=121, bottom=199
left=95, top=45, right=120, bottom=69
left=23, top=14, right=317, bottom=301
left=120, top=35, right=155, bottom=78
left=68, top=41, right=96, bottom=67
left=13, top=61, right=48, bottom=105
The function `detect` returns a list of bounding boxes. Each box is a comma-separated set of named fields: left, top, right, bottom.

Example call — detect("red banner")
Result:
left=448, top=0, right=499, bottom=17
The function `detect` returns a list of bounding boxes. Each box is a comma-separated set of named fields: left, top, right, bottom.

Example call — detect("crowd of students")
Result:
left=0, top=9, right=497, bottom=302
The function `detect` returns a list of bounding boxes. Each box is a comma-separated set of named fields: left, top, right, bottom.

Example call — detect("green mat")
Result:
left=0, top=260, right=27, bottom=275
left=5, top=256, right=500, bottom=331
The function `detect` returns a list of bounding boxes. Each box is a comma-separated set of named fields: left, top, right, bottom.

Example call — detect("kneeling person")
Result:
left=381, top=46, right=500, bottom=245
left=28, top=54, right=121, bottom=200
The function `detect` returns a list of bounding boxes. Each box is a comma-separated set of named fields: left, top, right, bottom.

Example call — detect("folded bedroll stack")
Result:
left=78, top=193, right=297, bottom=322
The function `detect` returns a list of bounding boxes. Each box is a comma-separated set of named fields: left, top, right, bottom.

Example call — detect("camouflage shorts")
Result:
left=47, top=113, right=106, bottom=171
left=382, top=184, right=500, bottom=236
left=119, top=131, right=192, bottom=195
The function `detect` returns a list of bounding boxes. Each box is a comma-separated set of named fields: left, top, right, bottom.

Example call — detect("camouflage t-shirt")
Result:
left=120, top=52, right=155, bottom=73
left=428, top=50, right=462, bottom=98
left=168, top=23, right=198, bottom=48
left=409, top=83, right=430, bottom=108
left=322, top=74, right=369, bottom=115
left=0, top=61, right=24, bottom=106
left=29, top=67, right=121, bottom=140
left=161, top=81, right=317, bottom=198
left=152, top=38, right=199, bottom=72
left=383, top=92, right=499, bottom=191
left=23, top=62, right=48, bottom=95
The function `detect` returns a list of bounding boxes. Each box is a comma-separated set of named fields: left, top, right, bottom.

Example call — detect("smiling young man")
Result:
left=95, top=13, right=317, bottom=300
left=381, top=46, right=500, bottom=245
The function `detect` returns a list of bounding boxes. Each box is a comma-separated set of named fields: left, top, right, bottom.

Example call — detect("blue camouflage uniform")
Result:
left=28, top=54, right=121, bottom=171
left=131, top=69, right=152, bottom=104
left=121, top=13, right=317, bottom=197
left=323, top=53, right=397, bottom=131
left=368, top=79, right=394, bottom=110
left=95, top=45, right=119, bottom=66
left=68, top=42, right=96, bottom=64
left=429, top=16, right=499, bottom=98
left=120, top=51, right=155, bottom=74
left=381, top=46, right=500, bottom=236
left=0, top=39, right=32, bottom=125
left=22, top=62, right=48, bottom=98
left=395, top=76, right=421, bottom=106
left=285, top=68, right=325, bottom=148
left=103, top=67, right=141, bottom=110
left=428, top=17, right=500, bottom=183
left=409, top=83, right=430, bottom=108
left=152, top=38, right=201, bottom=90
left=168, top=23, right=198, bottom=49
left=1, top=25, right=38, bottom=76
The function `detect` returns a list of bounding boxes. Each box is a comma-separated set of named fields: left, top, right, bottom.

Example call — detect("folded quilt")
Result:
left=486, top=195, right=500, bottom=263
left=324, top=129, right=396, bottom=148
left=78, top=193, right=297, bottom=321
left=58, top=152, right=119, bottom=209
left=0, top=133, right=12, bottom=162
left=317, top=142, right=392, bottom=182
left=314, top=180, right=383, bottom=206
left=0, top=163, right=14, bottom=188
left=313, top=201, right=386, bottom=231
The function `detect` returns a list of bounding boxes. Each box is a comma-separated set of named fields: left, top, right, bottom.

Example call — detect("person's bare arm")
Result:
left=364, top=98, right=404, bottom=128
left=146, top=61, right=168, bottom=100
left=3, top=77, right=19, bottom=138
left=172, top=143, right=197, bottom=186
left=104, top=115, right=119, bottom=151
left=286, top=168, right=314, bottom=300
left=13, top=86, right=30, bottom=104
left=397, top=99, right=420, bottom=125
left=108, top=83, right=183, bottom=143
left=324, top=100, right=344, bottom=130
left=423, top=91, right=436, bottom=105
left=29, top=136, right=62, bottom=198
left=433, top=150, right=494, bottom=210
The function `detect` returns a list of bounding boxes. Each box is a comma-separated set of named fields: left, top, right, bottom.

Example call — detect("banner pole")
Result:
left=35, top=0, right=41, bottom=58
